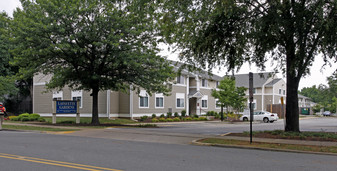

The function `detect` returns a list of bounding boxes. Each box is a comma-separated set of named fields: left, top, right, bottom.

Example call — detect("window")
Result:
left=283, top=90, right=285, bottom=95
left=279, top=89, right=282, bottom=95
left=52, top=91, right=63, bottom=100
left=201, top=95, right=208, bottom=109
left=155, top=93, right=164, bottom=108
left=176, top=75, right=185, bottom=84
left=253, top=88, right=256, bottom=94
left=139, top=90, right=149, bottom=108
left=248, top=99, right=257, bottom=110
left=215, top=99, right=221, bottom=109
left=176, top=93, right=185, bottom=108
left=72, top=90, right=83, bottom=108
left=216, top=81, right=220, bottom=88
left=201, top=79, right=208, bottom=87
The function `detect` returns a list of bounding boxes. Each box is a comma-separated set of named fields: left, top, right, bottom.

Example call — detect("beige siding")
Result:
left=189, top=77, right=197, bottom=87
left=33, top=73, right=52, bottom=84
left=133, top=85, right=187, bottom=114
left=265, top=87, right=273, bottom=94
left=199, top=89, right=221, bottom=112
left=33, top=85, right=53, bottom=114
left=119, top=92, right=130, bottom=114
left=110, top=91, right=119, bottom=114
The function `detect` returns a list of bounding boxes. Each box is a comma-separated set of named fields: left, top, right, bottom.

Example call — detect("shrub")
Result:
left=140, top=116, right=148, bottom=122
left=59, top=120, right=75, bottom=124
left=167, top=112, right=172, bottom=118
left=181, top=110, right=186, bottom=117
left=10, top=116, right=20, bottom=121
left=174, top=112, right=179, bottom=117
left=38, top=117, right=46, bottom=122
left=160, top=114, right=165, bottom=118
left=151, top=114, right=157, bottom=118
left=21, top=117, right=30, bottom=122
left=194, top=115, right=199, bottom=118
left=151, top=118, right=159, bottom=122
left=173, top=117, right=180, bottom=122
left=159, top=118, right=166, bottom=122
left=166, top=118, right=173, bottom=122
left=199, top=117, right=207, bottom=121
left=185, top=117, right=193, bottom=121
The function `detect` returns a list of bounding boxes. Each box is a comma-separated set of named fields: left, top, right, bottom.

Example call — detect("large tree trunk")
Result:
left=285, top=69, right=300, bottom=132
left=91, top=87, right=100, bottom=125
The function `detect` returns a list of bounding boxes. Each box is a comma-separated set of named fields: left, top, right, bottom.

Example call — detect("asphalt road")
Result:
left=136, top=117, right=337, bottom=135
left=1, top=124, right=337, bottom=171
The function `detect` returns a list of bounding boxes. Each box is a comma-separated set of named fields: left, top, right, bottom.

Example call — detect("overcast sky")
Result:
left=1, top=0, right=336, bottom=90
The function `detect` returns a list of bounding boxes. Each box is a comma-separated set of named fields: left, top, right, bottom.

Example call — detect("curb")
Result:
left=191, top=139, right=337, bottom=156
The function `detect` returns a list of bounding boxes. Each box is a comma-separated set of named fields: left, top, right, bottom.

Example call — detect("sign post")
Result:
left=53, top=99, right=80, bottom=124
left=249, top=72, right=254, bottom=144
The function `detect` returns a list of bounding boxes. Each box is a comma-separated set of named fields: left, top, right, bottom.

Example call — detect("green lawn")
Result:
left=199, top=138, right=337, bottom=154
left=42, top=117, right=137, bottom=125
left=2, top=125, right=78, bottom=132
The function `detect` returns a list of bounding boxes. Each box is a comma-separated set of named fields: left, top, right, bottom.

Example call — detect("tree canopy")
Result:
left=212, top=77, right=246, bottom=120
left=11, top=0, right=175, bottom=124
left=160, top=0, right=337, bottom=132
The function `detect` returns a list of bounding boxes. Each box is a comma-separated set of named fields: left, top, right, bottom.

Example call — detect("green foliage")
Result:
left=166, top=112, right=172, bottom=118
left=184, top=117, right=193, bottom=121
left=212, top=77, right=247, bottom=114
left=159, top=114, right=165, bottom=118
left=166, top=118, right=173, bottom=122
left=173, top=117, right=180, bottom=122
left=160, top=0, right=337, bottom=132
left=206, top=111, right=216, bottom=116
left=140, top=116, right=148, bottom=122
left=151, top=114, right=157, bottom=119
left=159, top=118, right=166, bottom=122
left=151, top=118, right=158, bottom=122
left=11, top=0, right=175, bottom=125
left=174, top=112, right=179, bottom=117
left=181, top=110, right=186, bottom=117
left=12, top=113, right=41, bottom=122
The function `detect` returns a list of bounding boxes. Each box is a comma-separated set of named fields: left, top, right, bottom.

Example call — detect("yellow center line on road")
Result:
left=0, top=153, right=122, bottom=171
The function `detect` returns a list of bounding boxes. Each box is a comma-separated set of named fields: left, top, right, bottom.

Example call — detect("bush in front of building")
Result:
left=152, top=114, right=156, bottom=118
left=151, top=118, right=159, bottom=122
left=166, top=112, right=172, bottom=118
left=173, top=117, right=180, bottom=122
left=159, top=117, right=166, bottom=122
left=174, top=112, right=179, bottom=117
left=166, top=118, right=173, bottom=122
left=181, top=110, right=186, bottom=117
left=10, top=113, right=41, bottom=122
left=184, top=117, right=193, bottom=121
left=160, top=114, right=165, bottom=118
left=140, top=116, right=148, bottom=121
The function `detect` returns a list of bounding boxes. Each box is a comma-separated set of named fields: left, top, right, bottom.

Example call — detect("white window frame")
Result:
left=215, top=99, right=221, bottom=109
left=71, top=90, right=83, bottom=108
left=283, top=90, right=286, bottom=95
left=216, top=81, right=220, bottom=88
left=279, top=88, right=282, bottom=95
left=248, top=99, right=257, bottom=110
left=201, top=95, right=208, bottom=109
left=139, top=90, right=149, bottom=108
left=201, top=79, right=208, bottom=87
left=176, top=75, right=185, bottom=85
left=155, top=93, right=164, bottom=108
left=176, top=93, right=185, bottom=109
left=52, top=91, right=63, bottom=100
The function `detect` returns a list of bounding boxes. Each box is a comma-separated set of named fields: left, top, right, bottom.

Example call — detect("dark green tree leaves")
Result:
left=12, top=0, right=175, bottom=124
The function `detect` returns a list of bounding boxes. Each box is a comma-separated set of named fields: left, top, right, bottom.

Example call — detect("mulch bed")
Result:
left=228, top=132, right=337, bottom=142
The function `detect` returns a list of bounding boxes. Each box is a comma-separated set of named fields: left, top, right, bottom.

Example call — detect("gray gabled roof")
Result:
left=234, top=72, right=275, bottom=88
left=169, top=60, right=223, bottom=81
left=265, top=78, right=282, bottom=87
left=298, top=94, right=311, bottom=100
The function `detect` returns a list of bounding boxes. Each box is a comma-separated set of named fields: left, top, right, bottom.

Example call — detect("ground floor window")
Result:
left=176, top=93, right=185, bottom=108
left=139, top=90, right=149, bottom=108
left=201, top=95, right=208, bottom=109
left=72, top=90, right=83, bottom=108
left=155, top=93, right=164, bottom=108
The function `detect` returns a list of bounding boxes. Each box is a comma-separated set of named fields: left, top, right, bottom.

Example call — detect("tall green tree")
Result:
left=12, top=0, right=175, bottom=124
left=0, top=12, right=18, bottom=102
left=212, top=77, right=247, bottom=121
left=160, top=0, right=337, bottom=132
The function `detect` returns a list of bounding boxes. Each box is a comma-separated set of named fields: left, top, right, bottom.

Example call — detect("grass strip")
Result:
left=242, top=130, right=337, bottom=141
left=199, top=138, right=337, bottom=154
left=3, top=125, right=78, bottom=132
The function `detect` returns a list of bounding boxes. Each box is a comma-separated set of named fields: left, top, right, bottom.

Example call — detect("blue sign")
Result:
left=56, top=100, right=78, bottom=114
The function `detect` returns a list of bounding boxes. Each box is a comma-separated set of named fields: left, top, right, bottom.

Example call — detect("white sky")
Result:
left=1, top=0, right=336, bottom=90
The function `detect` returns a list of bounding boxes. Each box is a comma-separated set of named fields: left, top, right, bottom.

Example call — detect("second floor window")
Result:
left=202, top=79, right=207, bottom=87
left=177, top=76, right=185, bottom=84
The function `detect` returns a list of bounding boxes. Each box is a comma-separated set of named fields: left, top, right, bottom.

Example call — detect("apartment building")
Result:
left=32, top=61, right=223, bottom=118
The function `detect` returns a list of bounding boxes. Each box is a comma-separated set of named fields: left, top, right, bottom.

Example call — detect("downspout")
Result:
left=129, top=85, right=134, bottom=120
left=261, top=81, right=268, bottom=111
left=186, top=75, right=189, bottom=116
left=107, top=90, right=111, bottom=119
